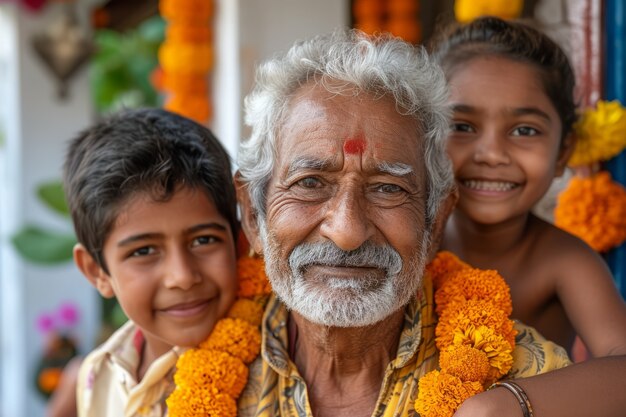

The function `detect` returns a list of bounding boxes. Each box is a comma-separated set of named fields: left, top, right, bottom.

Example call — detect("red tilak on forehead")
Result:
left=343, top=136, right=366, bottom=155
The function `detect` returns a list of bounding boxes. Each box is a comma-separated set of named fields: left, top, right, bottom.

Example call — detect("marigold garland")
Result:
left=166, top=256, right=271, bottom=417
left=415, top=251, right=516, bottom=417
left=568, top=100, right=626, bottom=167
left=554, top=171, right=626, bottom=252
left=158, top=0, right=214, bottom=123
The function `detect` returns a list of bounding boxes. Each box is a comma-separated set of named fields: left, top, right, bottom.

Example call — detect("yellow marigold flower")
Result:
left=426, top=251, right=470, bottom=289
left=454, top=0, right=523, bottom=23
left=200, top=318, right=261, bottom=364
left=452, top=325, right=514, bottom=383
left=237, top=257, right=272, bottom=298
left=435, top=267, right=512, bottom=316
left=174, top=349, right=248, bottom=397
left=436, top=299, right=516, bottom=349
left=440, top=344, right=490, bottom=384
left=227, top=298, right=264, bottom=326
left=415, top=370, right=483, bottom=417
left=569, top=100, right=626, bottom=166
left=167, top=386, right=237, bottom=417
left=555, top=172, right=626, bottom=252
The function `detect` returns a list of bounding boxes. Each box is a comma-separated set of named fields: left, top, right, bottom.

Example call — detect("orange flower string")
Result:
left=554, top=171, right=626, bottom=252
left=166, top=256, right=270, bottom=416
left=158, top=0, right=214, bottom=123
left=415, top=252, right=516, bottom=417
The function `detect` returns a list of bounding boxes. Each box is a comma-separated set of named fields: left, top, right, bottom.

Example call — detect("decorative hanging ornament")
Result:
left=31, top=2, right=94, bottom=99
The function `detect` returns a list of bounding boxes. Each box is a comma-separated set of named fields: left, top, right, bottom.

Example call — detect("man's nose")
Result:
left=163, top=248, right=201, bottom=290
left=473, top=129, right=510, bottom=166
left=319, top=186, right=374, bottom=251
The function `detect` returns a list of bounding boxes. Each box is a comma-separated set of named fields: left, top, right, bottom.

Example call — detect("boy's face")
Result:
left=75, top=186, right=237, bottom=357
left=445, top=56, right=571, bottom=225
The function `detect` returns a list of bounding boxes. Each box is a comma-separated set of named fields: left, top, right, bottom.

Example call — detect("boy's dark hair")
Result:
left=63, top=108, right=238, bottom=272
left=430, top=16, right=577, bottom=142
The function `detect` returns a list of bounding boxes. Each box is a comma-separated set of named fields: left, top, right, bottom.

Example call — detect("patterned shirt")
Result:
left=76, top=321, right=183, bottom=417
left=237, top=276, right=571, bottom=417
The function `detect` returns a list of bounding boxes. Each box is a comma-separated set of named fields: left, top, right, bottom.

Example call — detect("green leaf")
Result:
left=37, top=181, right=70, bottom=216
left=11, top=226, right=76, bottom=264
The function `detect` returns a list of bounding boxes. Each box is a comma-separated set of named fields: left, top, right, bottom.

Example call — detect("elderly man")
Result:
left=234, top=30, right=623, bottom=417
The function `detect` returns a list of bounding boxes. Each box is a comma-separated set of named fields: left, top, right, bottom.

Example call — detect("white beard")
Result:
left=259, top=219, right=430, bottom=327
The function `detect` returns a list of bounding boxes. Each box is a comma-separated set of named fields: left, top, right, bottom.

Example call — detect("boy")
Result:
left=63, top=108, right=239, bottom=417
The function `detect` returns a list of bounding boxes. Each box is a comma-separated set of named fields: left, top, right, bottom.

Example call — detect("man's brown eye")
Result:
left=297, top=177, right=322, bottom=188
left=376, top=184, right=402, bottom=193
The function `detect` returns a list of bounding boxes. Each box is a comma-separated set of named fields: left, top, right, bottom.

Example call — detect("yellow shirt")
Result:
left=76, top=321, right=182, bottom=417
left=237, top=277, right=571, bottom=417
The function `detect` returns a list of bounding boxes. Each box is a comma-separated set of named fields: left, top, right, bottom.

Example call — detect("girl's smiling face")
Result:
left=445, top=56, right=572, bottom=225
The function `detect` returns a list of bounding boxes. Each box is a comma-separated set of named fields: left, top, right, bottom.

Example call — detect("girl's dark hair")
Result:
left=430, top=16, right=577, bottom=141
left=63, top=108, right=238, bottom=272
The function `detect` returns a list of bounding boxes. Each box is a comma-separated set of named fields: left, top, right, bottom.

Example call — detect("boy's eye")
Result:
left=511, top=126, right=539, bottom=136
left=451, top=122, right=475, bottom=133
left=131, top=246, right=155, bottom=257
left=192, top=236, right=219, bottom=247
left=295, top=177, right=323, bottom=189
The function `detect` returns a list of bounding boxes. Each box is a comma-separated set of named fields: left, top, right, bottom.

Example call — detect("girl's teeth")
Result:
left=463, top=180, right=518, bottom=191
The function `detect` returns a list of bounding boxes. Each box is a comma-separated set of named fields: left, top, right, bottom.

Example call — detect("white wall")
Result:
left=0, top=3, right=100, bottom=417
left=213, top=0, right=349, bottom=164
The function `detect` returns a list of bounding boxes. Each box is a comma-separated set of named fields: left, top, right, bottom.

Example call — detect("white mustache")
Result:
left=288, top=241, right=403, bottom=278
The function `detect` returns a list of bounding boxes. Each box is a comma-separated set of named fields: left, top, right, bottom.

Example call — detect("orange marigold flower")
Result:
left=166, top=386, right=237, bottom=417
left=200, top=318, right=261, bottom=364
left=174, top=349, right=248, bottom=397
left=435, top=268, right=512, bottom=316
left=439, top=344, right=490, bottom=384
left=166, top=23, right=212, bottom=44
left=237, top=257, right=272, bottom=298
left=227, top=298, right=264, bottom=327
left=555, top=172, right=626, bottom=252
left=452, top=325, right=514, bottom=383
left=164, top=94, right=212, bottom=124
left=426, top=251, right=470, bottom=289
left=158, top=41, right=214, bottom=74
left=38, top=367, right=62, bottom=393
left=436, top=299, right=516, bottom=349
left=161, top=72, right=208, bottom=96
left=414, top=370, right=484, bottom=417
left=159, top=0, right=214, bottom=24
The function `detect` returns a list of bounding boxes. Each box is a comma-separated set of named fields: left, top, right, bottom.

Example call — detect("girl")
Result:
left=431, top=16, right=626, bottom=362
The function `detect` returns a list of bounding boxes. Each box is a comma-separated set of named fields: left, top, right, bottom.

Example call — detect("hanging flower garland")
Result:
left=415, top=252, right=516, bottom=417
left=454, top=0, right=523, bottom=23
left=158, top=0, right=214, bottom=123
left=166, top=256, right=271, bottom=417
left=568, top=100, right=626, bottom=167
left=352, top=0, right=421, bottom=44
left=554, top=172, right=626, bottom=252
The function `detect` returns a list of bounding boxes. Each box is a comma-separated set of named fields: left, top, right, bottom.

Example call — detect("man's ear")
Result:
left=234, top=172, right=264, bottom=255
left=555, top=133, right=575, bottom=177
left=427, top=188, right=458, bottom=261
left=73, top=243, right=115, bottom=298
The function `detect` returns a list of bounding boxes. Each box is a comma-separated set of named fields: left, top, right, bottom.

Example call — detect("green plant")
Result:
left=11, top=180, right=76, bottom=264
left=90, top=15, right=165, bottom=114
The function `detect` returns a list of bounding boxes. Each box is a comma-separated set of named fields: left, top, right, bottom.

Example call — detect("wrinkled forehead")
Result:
left=274, top=83, right=425, bottom=175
